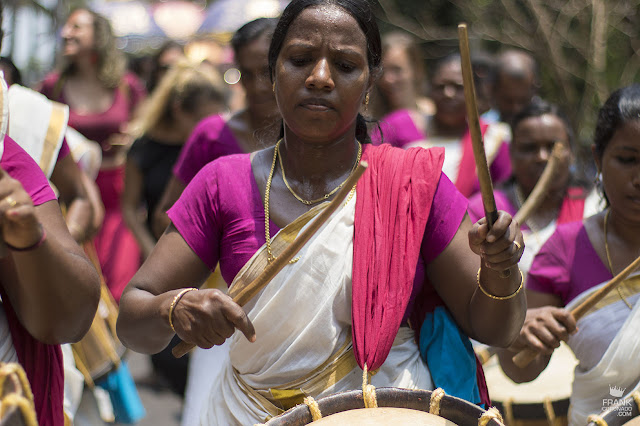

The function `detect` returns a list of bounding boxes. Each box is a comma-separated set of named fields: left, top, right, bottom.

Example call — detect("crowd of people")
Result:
left=0, top=0, right=638, bottom=424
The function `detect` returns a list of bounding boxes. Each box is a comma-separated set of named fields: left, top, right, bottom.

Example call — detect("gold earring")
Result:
left=364, top=92, right=370, bottom=106
left=272, top=82, right=276, bottom=93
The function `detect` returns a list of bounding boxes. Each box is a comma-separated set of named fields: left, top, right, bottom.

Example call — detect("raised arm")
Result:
left=427, top=211, right=527, bottom=348
left=0, top=168, right=100, bottom=344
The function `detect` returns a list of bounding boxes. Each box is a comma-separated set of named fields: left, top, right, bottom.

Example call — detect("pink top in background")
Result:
left=168, top=148, right=468, bottom=318
left=172, top=114, right=243, bottom=185
left=527, top=221, right=611, bottom=305
left=39, top=72, right=145, bottom=148
left=370, top=109, right=511, bottom=197
left=2, top=135, right=56, bottom=205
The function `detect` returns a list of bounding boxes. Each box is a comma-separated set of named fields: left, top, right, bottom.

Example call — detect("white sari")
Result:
left=200, top=196, right=432, bottom=425
left=565, top=273, right=640, bottom=425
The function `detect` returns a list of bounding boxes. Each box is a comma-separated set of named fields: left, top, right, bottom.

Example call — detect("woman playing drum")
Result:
left=117, top=0, right=526, bottom=424
left=498, top=85, right=640, bottom=424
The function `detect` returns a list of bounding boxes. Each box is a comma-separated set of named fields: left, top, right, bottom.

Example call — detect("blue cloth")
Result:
left=419, top=306, right=481, bottom=404
left=96, top=361, right=146, bottom=423
left=481, top=108, right=500, bottom=124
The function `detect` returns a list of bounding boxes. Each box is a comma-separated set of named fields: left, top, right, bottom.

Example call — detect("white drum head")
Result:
left=311, top=407, right=457, bottom=425
left=484, top=342, right=577, bottom=403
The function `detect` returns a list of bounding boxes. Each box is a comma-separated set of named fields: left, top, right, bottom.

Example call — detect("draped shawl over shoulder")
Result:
left=352, top=144, right=444, bottom=371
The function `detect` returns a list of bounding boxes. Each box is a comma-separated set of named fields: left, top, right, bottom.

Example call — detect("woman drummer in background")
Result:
left=498, top=85, right=640, bottom=424
left=117, top=0, right=526, bottom=423
left=152, top=18, right=280, bottom=238
left=372, top=54, right=512, bottom=198
left=469, top=100, right=597, bottom=277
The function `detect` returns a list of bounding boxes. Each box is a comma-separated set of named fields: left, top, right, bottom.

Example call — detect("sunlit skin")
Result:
left=118, top=2, right=525, bottom=358
left=377, top=46, right=416, bottom=111
left=431, top=60, right=466, bottom=134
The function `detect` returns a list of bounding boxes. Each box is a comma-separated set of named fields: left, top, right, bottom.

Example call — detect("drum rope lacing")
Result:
left=542, top=396, right=556, bottom=424
left=479, top=406, right=506, bottom=426
left=303, top=396, right=322, bottom=421
left=587, top=414, right=607, bottom=426
left=634, top=391, right=640, bottom=410
left=362, top=364, right=378, bottom=409
left=429, top=388, right=445, bottom=415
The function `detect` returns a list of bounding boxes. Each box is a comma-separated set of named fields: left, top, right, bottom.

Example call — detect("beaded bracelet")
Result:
left=168, top=288, right=198, bottom=332
left=477, top=267, right=524, bottom=300
left=6, top=227, right=47, bottom=252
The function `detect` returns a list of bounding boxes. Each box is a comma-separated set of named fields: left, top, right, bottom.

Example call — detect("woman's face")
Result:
left=431, top=60, right=466, bottom=130
left=378, top=46, right=415, bottom=109
left=236, top=33, right=278, bottom=120
left=273, top=5, right=372, bottom=143
left=61, top=10, right=96, bottom=59
left=511, top=114, right=572, bottom=196
left=597, top=119, right=640, bottom=219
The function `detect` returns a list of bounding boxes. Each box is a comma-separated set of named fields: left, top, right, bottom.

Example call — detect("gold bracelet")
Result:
left=477, top=267, right=523, bottom=300
left=168, top=288, right=198, bottom=332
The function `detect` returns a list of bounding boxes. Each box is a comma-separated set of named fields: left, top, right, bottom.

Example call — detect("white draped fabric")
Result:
left=566, top=274, right=640, bottom=425
left=200, top=196, right=432, bottom=425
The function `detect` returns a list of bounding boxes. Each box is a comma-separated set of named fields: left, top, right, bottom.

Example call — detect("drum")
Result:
left=0, top=362, right=37, bottom=426
left=71, top=242, right=126, bottom=386
left=263, top=388, right=503, bottom=425
left=483, top=342, right=577, bottom=426
left=587, top=391, right=640, bottom=426
left=71, top=283, right=126, bottom=385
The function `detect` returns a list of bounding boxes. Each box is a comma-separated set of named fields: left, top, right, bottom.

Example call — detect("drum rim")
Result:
left=588, top=399, right=640, bottom=426
left=264, top=387, right=500, bottom=426
left=491, top=398, right=570, bottom=420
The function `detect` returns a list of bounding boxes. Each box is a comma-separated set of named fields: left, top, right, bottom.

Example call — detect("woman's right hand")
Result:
left=171, top=288, right=256, bottom=348
left=510, top=306, right=577, bottom=355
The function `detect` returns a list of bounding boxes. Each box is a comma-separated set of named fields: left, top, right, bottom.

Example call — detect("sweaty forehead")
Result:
left=284, top=5, right=366, bottom=49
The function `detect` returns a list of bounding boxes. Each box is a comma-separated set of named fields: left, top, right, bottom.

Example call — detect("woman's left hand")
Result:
left=0, top=167, right=44, bottom=253
left=468, top=210, right=524, bottom=272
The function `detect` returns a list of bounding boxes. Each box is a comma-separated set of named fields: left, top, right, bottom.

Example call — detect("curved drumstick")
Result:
left=513, top=254, right=640, bottom=367
left=172, top=161, right=369, bottom=358
left=458, top=23, right=499, bottom=228
left=513, top=143, right=568, bottom=225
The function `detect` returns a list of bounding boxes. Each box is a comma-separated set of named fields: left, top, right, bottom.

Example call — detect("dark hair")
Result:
left=430, top=53, right=461, bottom=82
left=0, top=57, right=22, bottom=86
left=268, top=0, right=382, bottom=143
left=231, top=18, right=278, bottom=58
left=492, top=49, right=539, bottom=90
left=594, top=84, right=640, bottom=159
left=511, top=99, right=574, bottom=148
left=146, top=41, right=184, bottom=92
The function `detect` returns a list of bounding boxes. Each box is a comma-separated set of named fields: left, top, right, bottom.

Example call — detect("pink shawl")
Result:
left=352, top=144, right=444, bottom=370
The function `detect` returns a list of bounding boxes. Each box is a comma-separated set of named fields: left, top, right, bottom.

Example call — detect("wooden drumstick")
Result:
left=458, top=23, right=499, bottom=228
left=512, top=254, right=640, bottom=367
left=172, top=161, right=369, bottom=358
left=513, top=142, right=568, bottom=225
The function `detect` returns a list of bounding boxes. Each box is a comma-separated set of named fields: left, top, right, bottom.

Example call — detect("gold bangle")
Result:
left=168, top=288, right=198, bottom=332
left=477, top=267, right=523, bottom=300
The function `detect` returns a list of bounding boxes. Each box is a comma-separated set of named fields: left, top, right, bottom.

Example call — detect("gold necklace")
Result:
left=603, top=209, right=633, bottom=309
left=264, top=141, right=299, bottom=264
left=278, top=140, right=362, bottom=205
